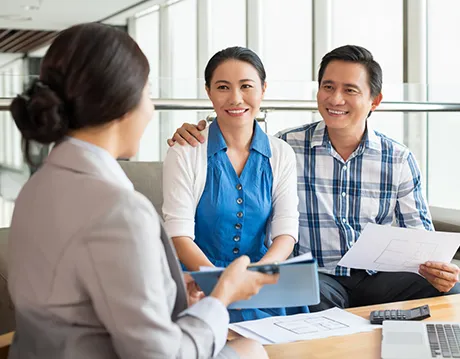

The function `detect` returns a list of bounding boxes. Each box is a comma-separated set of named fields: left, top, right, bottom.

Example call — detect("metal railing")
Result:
left=2, top=98, right=460, bottom=112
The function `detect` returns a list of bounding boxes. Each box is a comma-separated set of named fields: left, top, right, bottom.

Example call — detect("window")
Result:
left=210, top=0, right=246, bottom=54
left=135, top=9, right=160, bottom=161
left=426, top=0, right=460, bottom=209
left=260, top=0, right=313, bottom=134
left=330, top=0, right=404, bottom=142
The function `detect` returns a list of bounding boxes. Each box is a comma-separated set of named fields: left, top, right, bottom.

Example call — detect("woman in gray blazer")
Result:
left=7, top=23, right=277, bottom=359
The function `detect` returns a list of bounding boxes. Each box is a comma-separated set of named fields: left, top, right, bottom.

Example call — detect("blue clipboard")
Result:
left=189, top=258, right=320, bottom=309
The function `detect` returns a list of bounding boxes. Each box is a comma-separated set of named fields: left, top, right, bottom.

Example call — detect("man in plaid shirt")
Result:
left=169, top=45, right=460, bottom=311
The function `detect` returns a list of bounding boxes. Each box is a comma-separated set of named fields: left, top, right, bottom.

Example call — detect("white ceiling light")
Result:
left=0, top=14, right=33, bottom=21
left=21, top=5, right=40, bottom=11
left=20, top=0, right=42, bottom=11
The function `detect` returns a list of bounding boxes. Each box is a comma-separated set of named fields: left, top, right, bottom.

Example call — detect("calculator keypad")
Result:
left=369, top=305, right=430, bottom=325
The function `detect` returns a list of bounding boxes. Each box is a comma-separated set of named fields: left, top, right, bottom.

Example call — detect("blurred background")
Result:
left=0, top=0, right=459, bottom=228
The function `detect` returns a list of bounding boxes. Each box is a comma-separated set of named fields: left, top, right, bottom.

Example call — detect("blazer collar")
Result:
left=45, top=140, right=134, bottom=190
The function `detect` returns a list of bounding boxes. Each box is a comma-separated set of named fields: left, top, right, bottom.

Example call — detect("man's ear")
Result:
left=371, top=92, right=383, bottom=111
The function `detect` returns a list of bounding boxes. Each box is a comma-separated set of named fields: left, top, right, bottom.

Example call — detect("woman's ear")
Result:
left=262, top=82, right=267, bottom=97
left=205, top=85, right=211, bottom=98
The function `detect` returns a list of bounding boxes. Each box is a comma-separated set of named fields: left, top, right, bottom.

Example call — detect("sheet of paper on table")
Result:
left=229, top=307, right=377, bottom=344
left=337, top=223, right=460, bottom=274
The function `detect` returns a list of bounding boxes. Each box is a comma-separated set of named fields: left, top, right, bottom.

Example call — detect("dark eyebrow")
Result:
left=343, top=83, right=361, bottom=91
left=321, top=79, right=361, bottom=91
left=214, top=79, right=257, bottom=85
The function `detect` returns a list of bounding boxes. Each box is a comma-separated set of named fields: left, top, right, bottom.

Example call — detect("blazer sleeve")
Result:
left=270, top=139, right=300, bottom=242
left=75, top=191, right=230, bottom=359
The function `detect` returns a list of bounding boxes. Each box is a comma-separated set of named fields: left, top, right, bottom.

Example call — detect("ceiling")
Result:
left=0, top=28, right=57, bottom=53
left=0, top=0, right=165, bottom=54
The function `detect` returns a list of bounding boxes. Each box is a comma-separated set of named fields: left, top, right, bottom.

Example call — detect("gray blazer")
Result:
left=7, top=141, right=236, bottom=359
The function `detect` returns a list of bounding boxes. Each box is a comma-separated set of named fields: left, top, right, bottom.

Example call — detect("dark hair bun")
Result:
left=10, top=81, right=69, bottom=144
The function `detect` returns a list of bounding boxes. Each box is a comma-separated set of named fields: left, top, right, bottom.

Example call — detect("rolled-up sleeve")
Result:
left=162, top=145, right=197, bottom=239
left=270, top=141, right=299, bottom=241
left=76, top=193, right=229, bottom=358
left=395, top=151, right=434, bottom=231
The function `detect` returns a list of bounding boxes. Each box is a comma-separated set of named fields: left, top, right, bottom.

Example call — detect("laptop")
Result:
left=382, top=321, right=460, bottom=358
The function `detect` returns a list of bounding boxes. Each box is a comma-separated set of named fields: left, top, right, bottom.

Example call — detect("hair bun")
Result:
left=10, top=80, right=69, bottom=144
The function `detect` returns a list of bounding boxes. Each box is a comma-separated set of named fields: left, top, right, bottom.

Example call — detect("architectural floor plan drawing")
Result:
left=274, top=316, right=349, bottom=334
left=229, top=308, right=376, bottom=344
left=337, top=223, right=460, bottom=274
left=374, top=239, right=438, bottom=269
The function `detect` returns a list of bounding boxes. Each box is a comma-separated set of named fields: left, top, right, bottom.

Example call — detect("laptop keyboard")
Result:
left=427, top=324, right=460, bottom=358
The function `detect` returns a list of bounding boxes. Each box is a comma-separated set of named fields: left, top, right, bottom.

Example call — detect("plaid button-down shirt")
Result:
left=277, top=120, right=434, bottom=276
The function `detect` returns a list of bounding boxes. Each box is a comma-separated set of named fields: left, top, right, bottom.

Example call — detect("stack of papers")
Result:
left=229, top=308, right=378, bottom=344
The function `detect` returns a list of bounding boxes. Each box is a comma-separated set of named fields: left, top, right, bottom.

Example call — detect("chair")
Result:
left=118, top=161, right=164, bottom=216
left=0, top=228, right=14, bottom=336
left=0, top=228, right=14, bottom=359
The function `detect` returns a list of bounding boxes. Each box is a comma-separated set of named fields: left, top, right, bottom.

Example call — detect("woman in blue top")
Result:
left=163, top=47, right=308, bottom=322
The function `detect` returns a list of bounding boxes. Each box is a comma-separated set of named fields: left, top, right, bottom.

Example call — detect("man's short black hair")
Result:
left=318, top=45, right=383, bottom=98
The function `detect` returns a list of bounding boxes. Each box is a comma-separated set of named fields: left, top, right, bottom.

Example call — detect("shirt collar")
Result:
left=311, top=120, right=328, bottom=148
left=207, top=119, right=272, bottom=158
left=250, top=120, right=272, bottom=157
left=310, top=120, right=382, bottom=152
left=207, top=120, right=228, bottom=157
left=64, top=136, right=134, bottom=190
left=362, top=121, right=382, bottom=152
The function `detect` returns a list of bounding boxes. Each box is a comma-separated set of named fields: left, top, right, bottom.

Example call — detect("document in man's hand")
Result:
left=190, top=253, right=320, bottom=309
left=337, top=223, right=460, bottom=273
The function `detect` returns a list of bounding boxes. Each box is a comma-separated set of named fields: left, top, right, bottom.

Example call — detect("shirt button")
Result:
left=342, top=218, right=347, bottom=223
left=236, top=184, right=242, bottom=190
left=237, top=212, right=244, bottom=218
left=233, top=235, right=240, bottom=242
left=233, top=248, right=240, bottom=254
left=236, top=198, right=243, bottom=205
left=343, top=166, right=348, bottom=171
left=235, top=223, right=242, bottom=230
left=341, top=192, right=346, bottom=197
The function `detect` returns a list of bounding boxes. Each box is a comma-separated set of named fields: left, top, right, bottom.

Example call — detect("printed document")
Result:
left=229, top=308, right=376, bottom=344
left=337, top=224, right=460, bottom=273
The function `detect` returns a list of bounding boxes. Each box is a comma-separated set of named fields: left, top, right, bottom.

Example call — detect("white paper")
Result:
left=229, top=326, right=273, bottom=345
left=280, top=252, right=313, bottom=264
left=229, top=308, right=377, bottom=344
left=338, top=223, right=460, bottom=273
left=198, top=252, right=313, bottom=272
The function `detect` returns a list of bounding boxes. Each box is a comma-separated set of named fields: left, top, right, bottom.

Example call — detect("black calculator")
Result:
left=369, top=304, right=431, bottom=324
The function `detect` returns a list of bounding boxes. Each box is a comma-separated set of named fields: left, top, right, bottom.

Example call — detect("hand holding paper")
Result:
left=337, top=224, right=460, bottom=274
left=419, top=261, right=460, bottom=292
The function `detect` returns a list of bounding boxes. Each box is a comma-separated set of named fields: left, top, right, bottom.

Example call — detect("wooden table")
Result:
left=0, top=331, right=13, bottom=359
left=249, top=294, right=460, bottom=359
left=1, top=294, right=459, bottom=358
